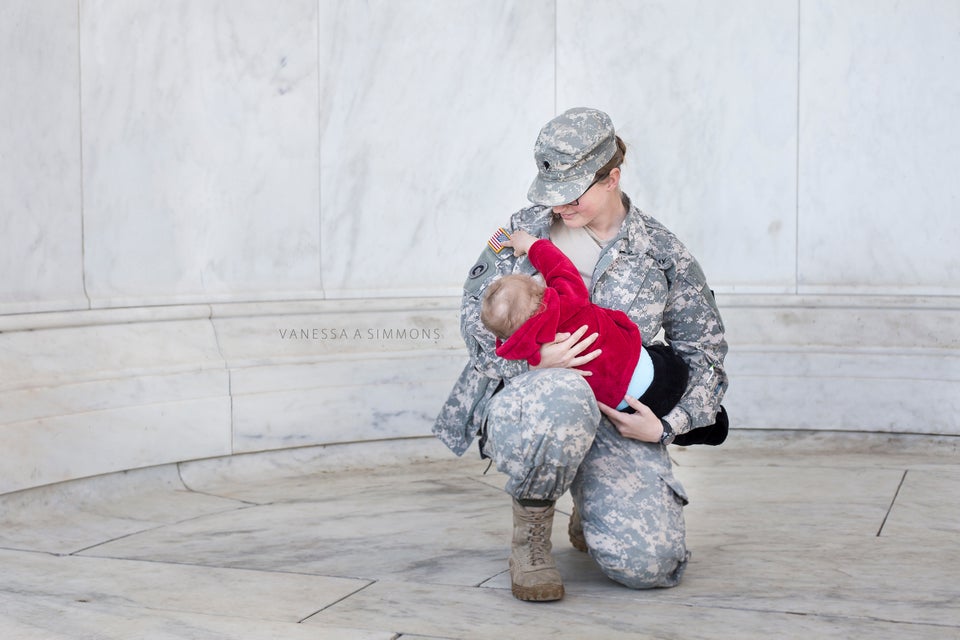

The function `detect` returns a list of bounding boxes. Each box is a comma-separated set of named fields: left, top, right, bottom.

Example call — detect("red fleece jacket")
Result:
left=494, top=239, right=642, bottom=407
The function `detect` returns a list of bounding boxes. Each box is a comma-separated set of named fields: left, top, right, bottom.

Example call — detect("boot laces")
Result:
left=526, top=516, right=550, bottom=565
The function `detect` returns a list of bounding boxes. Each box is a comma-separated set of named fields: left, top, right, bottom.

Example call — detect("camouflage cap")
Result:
left=527, top=107, right=618, bottom=207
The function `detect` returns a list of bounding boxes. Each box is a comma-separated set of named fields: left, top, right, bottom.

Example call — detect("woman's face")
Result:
left=551, top=174, right=614, bottom=229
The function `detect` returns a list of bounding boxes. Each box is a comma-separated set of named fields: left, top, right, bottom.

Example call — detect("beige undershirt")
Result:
left=548, top=218, right=604, bottom=294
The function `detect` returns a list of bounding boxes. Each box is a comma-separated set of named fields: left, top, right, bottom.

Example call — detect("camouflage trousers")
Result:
left=482, top=368, right=690, bottom=588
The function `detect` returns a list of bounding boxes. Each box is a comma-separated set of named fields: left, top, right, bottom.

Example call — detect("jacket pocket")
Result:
left=659, top=472, right=689, bottom=506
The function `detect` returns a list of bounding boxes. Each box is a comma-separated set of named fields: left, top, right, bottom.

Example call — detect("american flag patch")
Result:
left=487, top=227, right=511, bottom=253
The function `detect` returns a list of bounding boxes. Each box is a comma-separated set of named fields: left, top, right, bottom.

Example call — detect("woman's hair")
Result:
left=480, top=275, right=545, bottom=340
left=596, top=135, right=627, bottom=181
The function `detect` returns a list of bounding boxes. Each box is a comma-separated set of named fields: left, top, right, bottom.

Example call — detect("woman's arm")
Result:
left=598, top=254, right=728, bottom=443
left=659, top=259, right=728, bottom=434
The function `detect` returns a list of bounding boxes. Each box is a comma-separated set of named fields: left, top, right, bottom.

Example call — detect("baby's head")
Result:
left=481, top=274, right=545, bottom=340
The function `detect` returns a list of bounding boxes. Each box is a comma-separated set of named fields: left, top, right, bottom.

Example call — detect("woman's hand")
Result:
left=598, top=396, right=664, bottom=443
left=532, top=324, right=601, bottom=374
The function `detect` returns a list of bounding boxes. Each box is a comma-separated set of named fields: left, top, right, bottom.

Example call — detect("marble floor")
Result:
left=0, top=430, right=958, bottom=640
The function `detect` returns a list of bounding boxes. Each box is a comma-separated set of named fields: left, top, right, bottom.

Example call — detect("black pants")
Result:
left=622, top=343, right=689, bottom=418
left=623, top=343, right=730, bottom=446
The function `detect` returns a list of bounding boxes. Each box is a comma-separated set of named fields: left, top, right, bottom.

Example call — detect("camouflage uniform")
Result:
left=434, top=196, right=728, bottom=588
left=434, top=109, right=728, bottom=590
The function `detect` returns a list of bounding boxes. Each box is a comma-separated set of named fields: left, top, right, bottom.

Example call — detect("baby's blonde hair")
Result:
left=481, top=275, right=545, bottom=340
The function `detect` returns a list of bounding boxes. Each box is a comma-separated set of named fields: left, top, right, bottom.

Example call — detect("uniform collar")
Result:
left=522, top=196, right=651, bottom=256
left=606, top=193, right=650, bottom=257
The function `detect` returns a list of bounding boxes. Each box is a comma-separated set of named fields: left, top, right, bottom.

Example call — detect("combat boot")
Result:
left=509, top=499, right=564, bottom=601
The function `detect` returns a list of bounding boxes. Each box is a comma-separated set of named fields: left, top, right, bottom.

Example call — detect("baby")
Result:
left=481, top=229, right=688, bottom=417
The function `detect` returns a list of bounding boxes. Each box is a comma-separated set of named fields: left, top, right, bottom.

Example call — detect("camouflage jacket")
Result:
left=433, top=195, right=729, bottom=456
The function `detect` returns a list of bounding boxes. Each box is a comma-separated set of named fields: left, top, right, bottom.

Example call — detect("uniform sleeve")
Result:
left=460, top=245, right=529, bottom=381
left=660, top=257, right=729, bottom=434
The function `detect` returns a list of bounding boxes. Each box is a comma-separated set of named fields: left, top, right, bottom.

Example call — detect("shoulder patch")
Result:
left=487, top=227, right=511, bottom=254
left=464, top=250, right=496, bottom=295
left=468, top=260, right=489, bottom=280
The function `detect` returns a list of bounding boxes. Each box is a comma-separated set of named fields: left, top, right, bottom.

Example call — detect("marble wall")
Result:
left=0, top=0, right=85, bottom=313
left=1, top=0, right=958, bottom=493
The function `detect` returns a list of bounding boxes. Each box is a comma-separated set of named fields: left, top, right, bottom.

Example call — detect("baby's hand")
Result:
left=503, top=229, right=538, bottom=257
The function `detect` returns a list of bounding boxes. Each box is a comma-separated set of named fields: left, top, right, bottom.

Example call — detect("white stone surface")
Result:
left=0, top=315, right=234, bottom=492
left=2, top=292, right=959, bottom=493
left=2, top=1, right=960, bottom=497
left=725, top=349, right=960, bottom=434
left=0, top=549, right=369, bottom=622
left=2, top=0, right=958, bottom=304
left=317, top=0, right=555, bottom=298
left=882, top=469, right=960, bottom=540
left=720, top=295, right=960, bottom=435
left=0, top=0, right=86, bottom=314
left=556, top=0, right=799, bottom=294
left=176, top=436, right=455, bottom=498
left=0, top=318, right=224, bottom=394
left=0, top=369, right=225, bottom=426
left=798, top=0, right=960, bottom=295
left=0, top=598, right=389, bottom=640
left=230, top=354, right=464, bottom=453
left=0, top=300, right=466, bottom=492
left=0, top=397, right=231, bottom=495
left=79, top=0, right=321, bottom=307
left=4, top=434, right=950, bottom=639
left=209, top=298, right=463, bottom=364
left=0, top=465, right=244, bottom=554
left=209, top=299, right=464, bottom=452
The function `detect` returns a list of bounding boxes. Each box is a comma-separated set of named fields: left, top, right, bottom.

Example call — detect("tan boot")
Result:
left=509, top=500, right=564, bottom=601
left=568, top=506, right=588, bottom=553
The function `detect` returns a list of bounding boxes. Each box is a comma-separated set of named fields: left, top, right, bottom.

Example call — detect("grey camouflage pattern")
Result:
left=571, top=420, right=690, bottom=588
left=528, top=108, right=619, bottom=207
left=432, top=195, right=727, bottom=589
left=433, top=195, right=728, bottom=455
left=480, top=367, right=690, bottom=589
left=481, top=369, right=599, bottom=501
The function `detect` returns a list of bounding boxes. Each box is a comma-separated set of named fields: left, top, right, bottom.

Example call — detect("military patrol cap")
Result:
left=527, top=107, right=618, bottom=207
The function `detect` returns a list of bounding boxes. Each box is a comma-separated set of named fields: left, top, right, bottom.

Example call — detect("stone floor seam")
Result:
left=876, top=468, right=908, bottom=537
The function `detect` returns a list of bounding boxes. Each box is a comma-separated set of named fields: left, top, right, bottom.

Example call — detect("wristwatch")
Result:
left=659, top=419, right=675, bottom=446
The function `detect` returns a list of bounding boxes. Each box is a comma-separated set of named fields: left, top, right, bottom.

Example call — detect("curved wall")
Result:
left=0, top=299, right=465, bottom=495
left=2, top=1, right=959, bottom=493
left=3, top=293, right=957, bottom=495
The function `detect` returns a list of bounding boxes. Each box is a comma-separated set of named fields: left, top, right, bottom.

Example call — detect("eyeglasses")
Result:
left=565, top=174, right=607, bottom=207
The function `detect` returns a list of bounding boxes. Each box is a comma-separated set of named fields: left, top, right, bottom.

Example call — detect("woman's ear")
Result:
left=606, top=167, right=622, bottom=191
